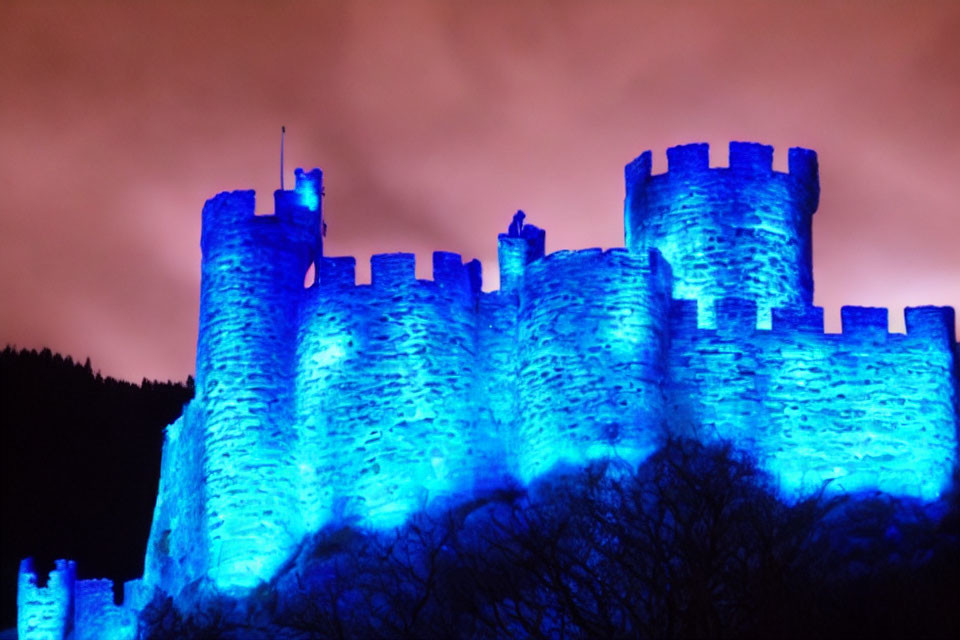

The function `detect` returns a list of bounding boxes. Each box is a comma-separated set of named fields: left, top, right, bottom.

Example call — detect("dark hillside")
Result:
left=0, top=346, right=192, bottom=629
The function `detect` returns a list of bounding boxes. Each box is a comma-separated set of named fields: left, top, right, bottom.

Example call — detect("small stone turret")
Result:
left=18, top=559, right=137, bottom=640
left=18, top=559, right=76, bottom=640
left=498, top=210, right=545, bottom=293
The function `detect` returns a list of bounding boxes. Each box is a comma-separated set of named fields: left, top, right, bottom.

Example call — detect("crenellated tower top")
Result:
left=624, top=142, right=820, bottom=327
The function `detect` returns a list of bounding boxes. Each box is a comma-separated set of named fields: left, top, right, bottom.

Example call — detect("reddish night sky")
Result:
left=1, top=1, right=957, bottom=383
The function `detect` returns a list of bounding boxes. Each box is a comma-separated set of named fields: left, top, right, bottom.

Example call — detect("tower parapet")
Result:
left=625, top=141, right=820, bottom=328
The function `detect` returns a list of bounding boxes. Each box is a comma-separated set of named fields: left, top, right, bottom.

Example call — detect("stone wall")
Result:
left=74, top=579, right=136, bottom=640
left=292, top=244, right=674, bottom=525
left=143, top=402, right=208, bottom=598
left=18, top=559, right=135, bottom=640
left=20, top=148, right=960, bottom=639
left=18, top=559, right=75, bottom=640
left=515, top=248, right=672, bottom=481
left=194, top=170, right=323, bottom=591
left=296, top=252, right=482, bottom=529
left=667, top=299, right=958, bottom=498
left=175, top=156, right=956, bottom=596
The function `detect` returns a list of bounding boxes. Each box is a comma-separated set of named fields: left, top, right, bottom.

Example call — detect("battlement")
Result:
left=18, top=558, right=76, bottom=640
left=624, top=142, right=820, bottom=317
left=788, top=147, right=819, bottom=196
left=835, top=304, right=954, bottom=343
left=626, top=141, right=818, bottom=185
left=841, top=305, right=889, bottom=340
left=666, top=142, right=709, bottom=172
left=315, top=252, right=482, bottom=296
left=667, top=299, right=958, bottom=503
left=665, top=298, right=959, bottom=345
left=201, top=167, right=323, bottom=257
left=18, top=559, right=138, bottom=640
left=370, top=252, right=415, bottom=287
left=317, top=255, right=356, bottom=288
left=771, top=305, right=825, bottom=333
left=905, top=306, right=957, bottom=344
left=433, top=251, right=482, bottom=293
left=624, top=142, right=820, bottom=226
left=200, top=189, right=255, bottom=251
left=75, top=578, right=137, bottom=640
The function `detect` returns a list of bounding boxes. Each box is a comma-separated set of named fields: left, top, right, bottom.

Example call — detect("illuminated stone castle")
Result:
left=18, top=142, right=960, bottom=639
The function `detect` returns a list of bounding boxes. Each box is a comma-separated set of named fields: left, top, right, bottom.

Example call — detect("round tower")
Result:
left=624, top=142, right=819, bottom=327
left=195, top=168, right=322, bottom=591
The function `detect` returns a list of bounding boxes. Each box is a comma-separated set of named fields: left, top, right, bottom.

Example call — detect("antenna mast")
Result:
left=280, top=126, right=286, bottom=190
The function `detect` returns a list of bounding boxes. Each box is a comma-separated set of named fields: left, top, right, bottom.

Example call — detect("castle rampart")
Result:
left=666, top=299, right=957, bottom=498
left=296, top=251, right=484, bottom=528
left=136, top=145, right=957, bottom=605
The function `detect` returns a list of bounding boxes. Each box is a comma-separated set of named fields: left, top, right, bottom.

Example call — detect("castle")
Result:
left=17, top=142, right=959, bottom=639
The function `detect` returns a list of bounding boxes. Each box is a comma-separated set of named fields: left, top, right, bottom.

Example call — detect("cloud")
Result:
left=1, top=0, right=957, bottom=380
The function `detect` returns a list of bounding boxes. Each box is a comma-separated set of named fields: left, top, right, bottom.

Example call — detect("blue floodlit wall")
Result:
left=17, top=559, right=138, bottom=640
left=624, top=142, right=819, bottom=328
left=295, top=251, right=484, bottom=530
left=21, top=142, right=958, bottom=638
left=142, top=403, right=207, bottom=595
left=666, top=299, right=958, bottom=499
left=18, top=559, right=75, bottom=640
left=514, top=246, right=673, bottom=482
left=193, top=168, right=322, bottom=591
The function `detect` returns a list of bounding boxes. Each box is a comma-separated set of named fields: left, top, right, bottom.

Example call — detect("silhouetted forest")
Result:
left=0, top=346, right=192, bottom=629
left=142, top=439, right=960, bottom=640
